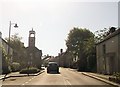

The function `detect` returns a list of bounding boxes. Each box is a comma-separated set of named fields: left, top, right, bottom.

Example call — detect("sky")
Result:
left=0, top=0, right=119, bottom=56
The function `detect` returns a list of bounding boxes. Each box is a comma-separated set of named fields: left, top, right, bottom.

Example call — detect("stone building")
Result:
left=96, top=28, right=120, bottom=74
left=59, top=51, right=73, bottom=68
left=0, top=32, right=2, bottom=74
left=0, top=32, right=13, bottom=73
left=26, top=29, right=42, bottom=69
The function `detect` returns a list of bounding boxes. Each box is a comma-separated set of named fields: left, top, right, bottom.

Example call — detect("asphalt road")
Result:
left=2, top=68, right=114, bottom=87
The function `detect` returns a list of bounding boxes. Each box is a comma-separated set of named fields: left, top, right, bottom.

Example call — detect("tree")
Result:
left=0, top=44, right=11, bottom=81
left=83, top=36, right=96, bottom=72
left=66, top=27, right=96, bottom=71
left=94, top=27, right=116, bottom=43
left=0, top=44, right=11, bottom=73
left=5, top=33, right=23, bottom=51
left=5, top=33, right=27, bottom=68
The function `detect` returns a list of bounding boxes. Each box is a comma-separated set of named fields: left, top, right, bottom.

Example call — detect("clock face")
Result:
left=31, top=39, right=33, bottom=42
left=30, top=38, right=35, bottom=45
left=29, top=37, right=35, bottom=46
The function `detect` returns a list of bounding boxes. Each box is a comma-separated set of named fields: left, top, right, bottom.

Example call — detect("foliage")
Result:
left=109, top=72, right=120, bottom=84
left=94, top=28, right=108, bottom=42
left=2, top=66, right=11, bottom=74
left=5, top=33, right=27, bottom=68
left=11, top=62, right=20, bottom=72
left=0, top=44, right=11, bottom=74
left=66, top=27, right=96, bottom=71
left=94, top=27, right=117, bottom=43
left=113, top=72, right=120, bottom=79
left=0, top=45, right=8, bottom=63
left=5, top=33, right=24, bottom=52
left=20, top=67, right=40, bottom=74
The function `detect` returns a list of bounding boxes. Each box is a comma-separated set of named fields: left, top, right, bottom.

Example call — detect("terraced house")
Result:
left=0, top=32, right=13, bottom=74
left=96, top=28, right=120, bottom=74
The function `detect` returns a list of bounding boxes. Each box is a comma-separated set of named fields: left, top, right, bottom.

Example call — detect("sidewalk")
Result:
left=0, top=70, right=45, bottom=80
left=82, top=72, right=120, bottom=87
left=68, top=68, right=120, bottom=87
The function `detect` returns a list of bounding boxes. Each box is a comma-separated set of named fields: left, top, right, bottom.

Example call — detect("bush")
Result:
left=11, top=62, right=20, bottom=72
left=113, top=72, right=120, bottom=83
left=20, top=67, right=40, bottom=74
left=2, top=65, right=11, bottom=74
left=109, top=72, right=120, bottom=84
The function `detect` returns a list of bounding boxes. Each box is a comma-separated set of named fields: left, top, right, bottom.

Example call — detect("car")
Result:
left=47, top=62, right=59, bottom=73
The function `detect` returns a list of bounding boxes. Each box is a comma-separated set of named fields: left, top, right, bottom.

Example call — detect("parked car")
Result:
left=47, top=62, right=59, bottom=73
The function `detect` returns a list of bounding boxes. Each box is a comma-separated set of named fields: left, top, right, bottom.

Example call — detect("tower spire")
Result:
left=28, top=29, right=35, bottom=47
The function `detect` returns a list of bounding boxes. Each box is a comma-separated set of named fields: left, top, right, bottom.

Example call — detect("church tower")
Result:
left=28, top=28, right=35, bottom=47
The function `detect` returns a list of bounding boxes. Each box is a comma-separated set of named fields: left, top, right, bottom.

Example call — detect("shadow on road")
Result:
left=47, top=72, right=60, bottom=74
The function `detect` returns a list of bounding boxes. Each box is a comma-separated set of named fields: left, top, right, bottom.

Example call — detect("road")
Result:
left=2, top=68, right=113, bottom=87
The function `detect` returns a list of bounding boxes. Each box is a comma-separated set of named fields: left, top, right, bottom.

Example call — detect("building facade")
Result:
left=26, top=29, right=42, bottom=69
left=0, top=32, right=2, bottom=74
left=96, top=28, right=120, bottom=74
left=0, top=32, right=13, bottom=73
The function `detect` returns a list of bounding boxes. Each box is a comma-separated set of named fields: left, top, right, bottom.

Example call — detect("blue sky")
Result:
left=0, top=0, right=119, bottom=56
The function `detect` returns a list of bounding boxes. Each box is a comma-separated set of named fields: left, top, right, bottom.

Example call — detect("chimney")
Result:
left=0, top=32, right=2, bottom=38
left=109, top=27, right=116, bottom=33
left=60, top=49, right=63, bottom=54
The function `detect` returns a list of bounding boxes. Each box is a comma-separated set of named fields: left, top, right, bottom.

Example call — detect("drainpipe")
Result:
left=118, top=33, right=120, bottom=72
left=118, top=1, right=120, bottom=72
left=0, top=32, right=2, bottom=74
left=0, top=32, right=2, bottom=84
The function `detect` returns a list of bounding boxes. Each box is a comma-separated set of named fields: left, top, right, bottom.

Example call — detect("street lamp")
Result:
left=8, top=21, right=18, bottom=63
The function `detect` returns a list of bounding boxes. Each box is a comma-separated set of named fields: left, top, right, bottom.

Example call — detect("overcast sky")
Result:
left=0, top=0, right=119, bottom=56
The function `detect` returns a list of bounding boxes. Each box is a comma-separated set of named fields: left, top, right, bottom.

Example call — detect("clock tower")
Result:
left=29, top=28, right=35, bottom=47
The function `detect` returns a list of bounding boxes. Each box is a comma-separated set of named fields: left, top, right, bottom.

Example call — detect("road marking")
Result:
left=60, top=74, right=72, bottom=86
left=25, top=81, right=28, bottom=84
left=66, top=79, right=71, bottom=85
left=31, top=78, right=34, bottom=79
left=29, top=79, right=32, bottom=81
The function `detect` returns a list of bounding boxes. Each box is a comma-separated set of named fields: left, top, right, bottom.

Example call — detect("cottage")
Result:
left=96, top=28, right=120, bottom=74
left=0, top=32, right=13, bottom=74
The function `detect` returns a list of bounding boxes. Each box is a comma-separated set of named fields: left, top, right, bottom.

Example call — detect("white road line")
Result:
left=61, top=74, right=72, bottom=86
left=29, top=79, right=32, bottom=81
left=31, top=78, right=34, bottom=79
left=66, top=79, right=71, bottom=85
left=22, top=78, right=33, bottom=85
left=25, top=81, right=28, bottom=84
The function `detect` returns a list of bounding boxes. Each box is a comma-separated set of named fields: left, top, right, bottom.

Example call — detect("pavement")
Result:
left=68, top=68, right=120, bottom=87
left=0, top=70, right=45, bottom=80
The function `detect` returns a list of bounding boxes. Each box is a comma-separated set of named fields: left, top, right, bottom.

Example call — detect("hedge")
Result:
left=11, top=62, right=20, bottom=72
left=20, top=67, right=40, bottom=74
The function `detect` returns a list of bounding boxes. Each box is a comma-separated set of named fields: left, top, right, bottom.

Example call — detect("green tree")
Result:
left=0, top=44, right=11, bottom=81
left=5, top=33, right=23, bottom=51
left=83, top=36, right=96, bottom=72
left=66, top=27, right=96, bottom=71
left=94, top=28, right=108, bottom=43
left=0, top=45, right=11, bottom=73
left=5, top=33, right=27, bottom=68
left=95, top=27, right=117, bottom=43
